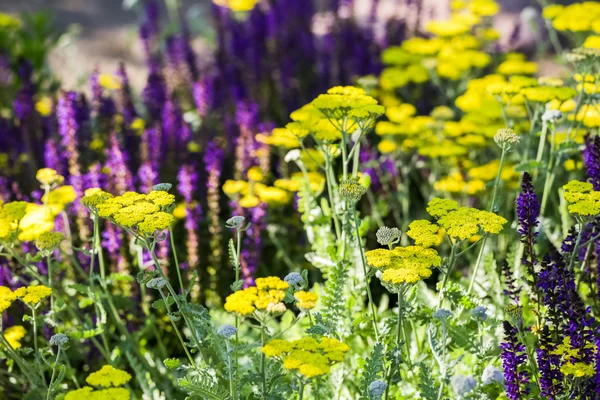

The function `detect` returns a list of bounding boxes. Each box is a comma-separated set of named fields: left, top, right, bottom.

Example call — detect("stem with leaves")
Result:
left=46, top=347, right=63, bottom=400
left=352, top=207, right=380, bottom=340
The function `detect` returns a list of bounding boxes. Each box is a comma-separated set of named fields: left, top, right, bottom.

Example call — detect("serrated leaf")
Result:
left=153, top=183, right=172, bottom=192
left=514, top=160, right=545, bottom=172
left=230, top=280, right=244, bottom=292
left=152, top=297, right=175, bottom=310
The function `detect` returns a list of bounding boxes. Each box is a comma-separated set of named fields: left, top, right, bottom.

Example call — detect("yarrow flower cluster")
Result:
left=261, top=336, right=350, bottom=378
left=494, top=128, right=520, bottom=149
left=85, top=365, right=132, bottom=387
left=14, top=285, right=52, bottom=306
left=426, top=198, right=507, bottom=241
left=83, top=189, right=175, bottom=235
left=224, top=276, right=289, bottom=316
left=366, top=245, right=441, bottom=286
left=338, top=179, right=368, bottom=204
left=562, top=180, right=600, bottom=216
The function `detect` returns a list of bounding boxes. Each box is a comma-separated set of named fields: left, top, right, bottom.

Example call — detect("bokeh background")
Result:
left=0, top=0, right=561, bottom=90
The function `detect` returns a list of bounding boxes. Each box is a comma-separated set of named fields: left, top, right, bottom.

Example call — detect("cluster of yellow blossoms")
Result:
left=3, top=325, right=26, bottom=349
left=549, top=337, right=595, bottom=378
left=65, top=365, right=131, bottom=400
left=212, top=0, right=257, bottom=13
left=224, top=276, right=319, bottom=316
left=224, top=277, right=290, bottom=316
left=562, top=181, right=600, bottom=217
left=83, top=189, right=175, bottom=235
left=0, top=170, right=76, bottom=242
left=366, top=246, right=441, bottom=285
left=434, top=160, right=520, bottom=196
left=426, top=198, right=507, bottom=241
left=543, top=2, right=600, bottom=34
left=261, top=337, right=349, bottom=378
left=381, top=0, right=499, bottom=90
left=0, top=285, right=52, bottom=313
left=223, top=166, right=293, bottom=208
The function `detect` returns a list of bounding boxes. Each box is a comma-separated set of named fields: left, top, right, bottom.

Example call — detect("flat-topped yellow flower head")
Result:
left=14, top=285, right=52, bottom=306
left=86, top=365, right=132, bottom=388
left=262, top=336, right=349, bottom=378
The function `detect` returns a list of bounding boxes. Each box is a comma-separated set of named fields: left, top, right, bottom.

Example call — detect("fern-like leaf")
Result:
left=320, top=261, right=349, bottom=333
left=359, top=342, right=385, bottom=399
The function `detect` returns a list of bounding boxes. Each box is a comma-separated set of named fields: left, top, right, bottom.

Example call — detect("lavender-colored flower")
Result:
left=143, top=67, right=167, bottom=119
left=583, top=134, right=600, bottom=190
left=516, top=173, right=540, bottom=238
left=43, top=139, right=64, bottom=176
left=138, top=162, right=157, bottom=194
left=105, top=133, right=133, bottom=194
left=13, top=59, right=34, bottom=120
left=205, top=139, right=224, bottom=292
left=516, top=172, right=540, bottom=297
left=177, top=165, right=201, bottom=277
left=500, top=321, right=529, bottom=400
left=116, top=62, right=137, bottom=125
left=58, top=91, right=89, bottom=239
left=193, top=77, right=214, bottom=117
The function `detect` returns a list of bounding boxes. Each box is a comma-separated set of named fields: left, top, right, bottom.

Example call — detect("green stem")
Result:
left=568, top=222, right=585, bottom=270
left=489, top=147, right=506, bottom=212
left=169, top=226, right=185, bottom=294
left=467, top=236, right=488, bottom=295
left=261, top=324, right=267, bottom=398
left=324, top=153, right=342, bottom=240
left=46, top=348, right=62, bottom=400
left=147, top=244, right=205, bottom=362
left=226, top=340, right=235, bottom=400
left=47, top=255, right=54, bottom=311
left=437, top=243, right=458, bottom=309
left=352, top=208, right=380, bottom=340
left=159, top=290, right=197, bottom=369
left=298, top=380, right=305, bottom=400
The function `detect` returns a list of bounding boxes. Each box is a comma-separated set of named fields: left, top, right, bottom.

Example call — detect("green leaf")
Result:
left=514, top=160, right=545, bottom=172
left=359, top=342, right=385, bottom=399
left=230, top=280, right=244, bottom=292
left=152, top=297, right=175, bottom=310
left=153, top=183, right=172, bottom=192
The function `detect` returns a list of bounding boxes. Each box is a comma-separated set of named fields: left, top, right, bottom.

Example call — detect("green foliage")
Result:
left=359, top=342, right=385, bottom=399
left=320, top=262, right=350, bottom=333
left=177, top=372, right=229, bottom=400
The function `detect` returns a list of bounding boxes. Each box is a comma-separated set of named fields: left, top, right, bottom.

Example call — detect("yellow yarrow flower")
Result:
left=35, top=97, right=53, bottom=117
left=212, top=0, right=257, bottom=12
left=406, top=220, right=440, bottom=248
left=3, top=325, right=26, bottom=349
left=36, top=168, right=64, bottom=187
left=98, top=73, right=121, bottom=90
left=224, top=277, right=289, bottom=316
left=563, top=180, right=600, bottom=216
left=14, top=285, right=52, bottom=305
left=294, top=291, right=318, bottom=310
left=0, top=286, right=16, bottom=313
left=262, top=336, right=349, bottom=378
left=86, top=365, right=132, bottom=388
left=65, top=386, right=131, bottom=400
